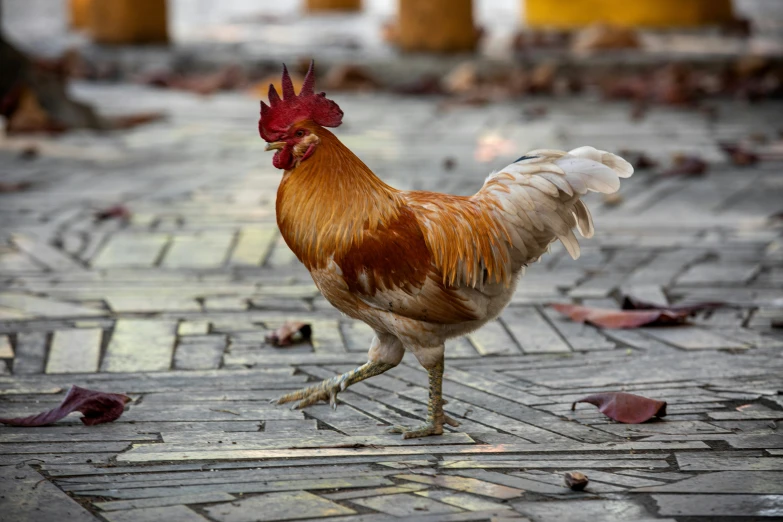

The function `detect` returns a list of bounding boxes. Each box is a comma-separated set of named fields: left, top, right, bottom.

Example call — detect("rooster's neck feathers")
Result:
left=276, top=127, right=402, bottom=269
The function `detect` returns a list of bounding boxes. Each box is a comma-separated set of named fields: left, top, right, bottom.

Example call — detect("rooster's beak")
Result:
left=265, top=142, right=285, bottom=152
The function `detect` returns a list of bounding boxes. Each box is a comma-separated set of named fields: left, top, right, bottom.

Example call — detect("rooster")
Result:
left=263, top=62, right=633, bottom=438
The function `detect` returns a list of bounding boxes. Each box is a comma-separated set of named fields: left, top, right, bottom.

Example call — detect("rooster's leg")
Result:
left=275, top=334, right=402, bottom=410
left=389, top=354, right=460, bottom=439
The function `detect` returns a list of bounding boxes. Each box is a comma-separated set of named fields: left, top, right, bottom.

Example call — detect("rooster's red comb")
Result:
left=258, top=61, right=343, bottom=142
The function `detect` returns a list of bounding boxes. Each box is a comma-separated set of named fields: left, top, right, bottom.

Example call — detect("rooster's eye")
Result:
left=295, top=130, right=305, bottom=138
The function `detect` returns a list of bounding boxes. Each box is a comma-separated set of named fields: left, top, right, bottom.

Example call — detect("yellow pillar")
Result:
left=306, top=0, right=362, bottom=11
left=526, top=0, right=735, bottom=27
left=397, top=0, right=477, bottom=53
left=69, top=0, right=91, bottom=29
left=88, top=0, right=168, bottom=44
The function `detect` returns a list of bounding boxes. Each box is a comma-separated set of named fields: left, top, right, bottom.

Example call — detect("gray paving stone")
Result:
left=11, top=332, right=48, bottom=374
left=95, top=492, right=236, bottom=512
left=92, top=234, right=170, bottom=268
left=101, top=319, right=177, bottom=372
left=641, top=327, right=749, bottom=351
left=205, top=491, right=355, bottom=522
left=174, top=336, right=226, bottom=370
left=352, top=493, right=462, bottom=517
left=512, top=499, right=654, bottom=522
left=653, top=494, right=783, bottom=518
left=0, top=465, right=99, bottom=522
left=635, top=471, right=783, bottom=494
left=0, top=293, right=106, bottom=319
left=676, top=454, right=783, bottom=471
left=501, top=307, right=571, bottom=354
left=102, top=505, right=210, bottom=522
left=46, top=328, right=102, bottom=374
left=12, top=234, right=86, bottom=272
left=229, top=226, right=277, bottom=266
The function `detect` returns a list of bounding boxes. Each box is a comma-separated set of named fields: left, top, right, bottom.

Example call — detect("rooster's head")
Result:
left=259, top=61, right=343, bottom=170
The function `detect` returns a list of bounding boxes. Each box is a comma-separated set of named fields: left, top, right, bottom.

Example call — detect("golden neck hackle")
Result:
left=275, top=124, right=403, bottom=269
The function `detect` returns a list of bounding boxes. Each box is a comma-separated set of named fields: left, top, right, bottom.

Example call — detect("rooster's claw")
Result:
left=275, top=377, right=344, bottom=410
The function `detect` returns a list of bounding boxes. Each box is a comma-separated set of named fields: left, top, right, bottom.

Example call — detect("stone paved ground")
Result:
left=1, top=82, right=783, bottom=521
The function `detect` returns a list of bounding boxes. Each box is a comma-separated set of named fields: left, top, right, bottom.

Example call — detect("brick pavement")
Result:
left=1, top=83, right=782, bottom=521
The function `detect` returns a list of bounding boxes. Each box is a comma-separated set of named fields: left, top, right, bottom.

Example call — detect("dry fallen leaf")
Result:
left=662, top=154, right=708, bottom=177
left=621, top=296, right=724, bottom=315
left=95, top=204, right=131, bottom=222
left=144, top=65, right=247, bottom=96
left=0, top=386, right=131, bottom=427
left=6, top=87, right=65, bottom=134
left=0, top=181, right=33, bottom=193
left=571, top=392, right=667, bottom=424
left=720, top=142, right=759, bottom=166
left=564, top=471, right=589, bottom=491
left=551, top=303, right=685, bottom=329
left=395, top=75, right=444, bottom=95
left=323, top=64, right=379, bottom=92
left=108, top=111, right=165, bottom=130
left=265, top=321, right=312, bottom=347
left=618, top=150, right=658, bottom=170
left=572, top=24, right=641, bottom=52
left=552, top=299, right=723, bottom=329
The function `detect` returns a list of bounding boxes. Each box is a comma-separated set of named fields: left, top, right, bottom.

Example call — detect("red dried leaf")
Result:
left=572, top=392, right=667, bottom=424
left=662, top=154, right=708, bottom=177
left=621, top=296, right=725, bottom=315
left=618, top=150, right=658, bottom=170
left=95, top=204, right=131, bottom=221
left=550, top=303, right=690, bottom=329
left=0, top=181, right=33, bottom=193
left=265, top=321, right=312, bottom=347
left=108, top=111, right=165, bottom=130
left=0, top=386, right=131, bottom=427
left=719, top=142, right=759, bottom=166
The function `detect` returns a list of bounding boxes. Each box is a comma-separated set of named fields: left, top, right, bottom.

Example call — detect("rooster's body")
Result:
left=263, top=63, right=633, bottom=438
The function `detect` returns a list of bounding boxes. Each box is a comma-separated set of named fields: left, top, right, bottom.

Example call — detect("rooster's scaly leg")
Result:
left=389, top=355, right=460, bottom=439
left=275, top=333, right=402, bottom=410
left=276, top=360, right=394, bottom=409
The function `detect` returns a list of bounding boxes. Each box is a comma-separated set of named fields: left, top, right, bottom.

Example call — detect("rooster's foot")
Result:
left=274, top=361, right=395, bottom=410
left=275, top=378, right=343, bottom=409
left=388, top=414, right=460, bottom=439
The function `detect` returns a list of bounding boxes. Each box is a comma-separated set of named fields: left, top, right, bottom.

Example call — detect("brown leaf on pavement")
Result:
left=618, top=150, right=658, bottom=170
left=572, top=24, right=641, bottom=52
left=621, top=296, right=725, bottom=315
left=5, top=87, right=66, bottom=134
left=662, top=154, right=708, bottom=177
left=323, top=64, right=379, bottom=92
left=551, top=303, right=669, bottom=329
left=552, top=299, right=724, bottom=329
left=719, top=142, right=759, bottom=166
left=265, top=321, right=312, bottom=347
left=95, top=204, right=131, bottom=222
left=144, top=65, right=247, bottom=96
left=571, top=392, right=667, bottom=424
left=108, top=111, right=166, bottom=130
left=0, top=181, right=33, bottom=193
left=0, top=386, right=131, bottom=427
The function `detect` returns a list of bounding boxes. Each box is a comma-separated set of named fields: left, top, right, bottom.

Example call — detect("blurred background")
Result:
left=2, top=0, right=782, bottom=134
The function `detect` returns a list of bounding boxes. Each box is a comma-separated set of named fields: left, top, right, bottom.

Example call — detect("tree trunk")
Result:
left=397, top=0, right=477, bottom=53
left=306, top=0, right=362, bottom=11
left=0, top=16, right=104, bottom=132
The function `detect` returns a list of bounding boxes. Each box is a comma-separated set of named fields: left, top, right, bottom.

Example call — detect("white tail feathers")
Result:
left=566, top=146, right=634, bottom=180
left=482, top=146, right=633, bottom=264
